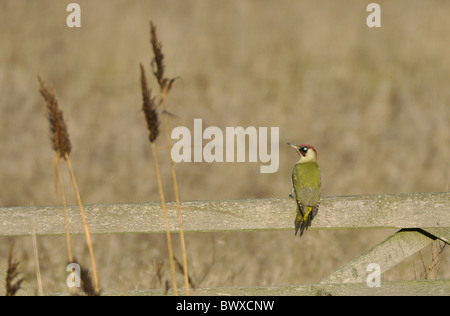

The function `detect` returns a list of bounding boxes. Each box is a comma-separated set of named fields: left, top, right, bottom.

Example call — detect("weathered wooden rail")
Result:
left=1, top=192, right=449, bottom=295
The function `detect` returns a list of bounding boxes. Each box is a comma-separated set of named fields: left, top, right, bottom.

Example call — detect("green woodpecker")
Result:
left=288, top=143, right=321, bottom=236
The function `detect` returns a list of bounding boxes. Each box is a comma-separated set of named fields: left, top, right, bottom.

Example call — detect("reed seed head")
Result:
left=38, top=76, right=72, bottom=159
left=150, top=21, right=177, bottom=97
left=150, top=21, right=165, bottom=89
left=71, top=258, right=101, bottom=296
left=140, top=64, right=160, bottom=143
left=6, top=242, right=24, bottom=296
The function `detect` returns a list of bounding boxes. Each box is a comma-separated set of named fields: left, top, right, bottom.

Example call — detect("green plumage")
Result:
left=291, top=161, right=321, bottom=236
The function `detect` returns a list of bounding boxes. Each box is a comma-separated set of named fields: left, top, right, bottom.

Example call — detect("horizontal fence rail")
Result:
left=0, top=192, right=449, bottom=237
left=84, top=279, right=450, bottom=296
left=0, top=192, right=449, bottom=296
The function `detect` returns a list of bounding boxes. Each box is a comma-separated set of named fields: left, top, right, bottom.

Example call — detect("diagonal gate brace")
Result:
left=319, top=228, right=443, bottom=284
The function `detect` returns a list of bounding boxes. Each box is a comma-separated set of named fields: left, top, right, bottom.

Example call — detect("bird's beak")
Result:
left=287, top=142, right=302, bottom=155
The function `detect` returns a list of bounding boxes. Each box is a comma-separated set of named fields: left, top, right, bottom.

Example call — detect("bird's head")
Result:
left=287, top=143, right=318, bottom=163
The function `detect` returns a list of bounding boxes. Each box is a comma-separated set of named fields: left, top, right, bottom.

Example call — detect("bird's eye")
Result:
left=302, top=147, right=309, bottom=152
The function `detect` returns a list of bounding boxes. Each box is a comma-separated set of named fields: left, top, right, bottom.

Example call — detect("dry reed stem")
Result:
left=150, top=22, right=189, bottom=296
left=31, top=221, right=43, bottom=296
left=6, top=242, right=24, bottom=296
left=39, top=76, right=93, bottom=294
left=151, top=143, right=178, bottom=295
left=65, top=153, right=100, bottom=295
left=39, top=76, right=73, bottom=261
left=52, top=153, right=59, bottom=198
left=57, top=158, right=73, bottom=263
left=53, top=135, right=75, bottom=294
left=141, top=63, right=178, bottom=295
left=150, top=21, right=190, bottom=295
left=57, top=158, right=76, bottom=295
left=161, top=98, right=190, bottom=295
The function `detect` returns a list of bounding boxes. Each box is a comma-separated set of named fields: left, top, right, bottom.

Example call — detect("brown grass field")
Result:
left=0, top=0, right=449, bottom=294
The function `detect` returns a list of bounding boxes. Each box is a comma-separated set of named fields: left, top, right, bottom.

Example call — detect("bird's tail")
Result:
left=295, top=206, right=314, bottom=237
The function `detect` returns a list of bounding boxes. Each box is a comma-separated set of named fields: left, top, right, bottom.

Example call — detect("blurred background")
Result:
left=0, top=0, right=448, bottom=293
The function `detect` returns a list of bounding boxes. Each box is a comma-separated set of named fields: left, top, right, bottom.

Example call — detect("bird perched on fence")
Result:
left=288, top=143, right=321, bottom=236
